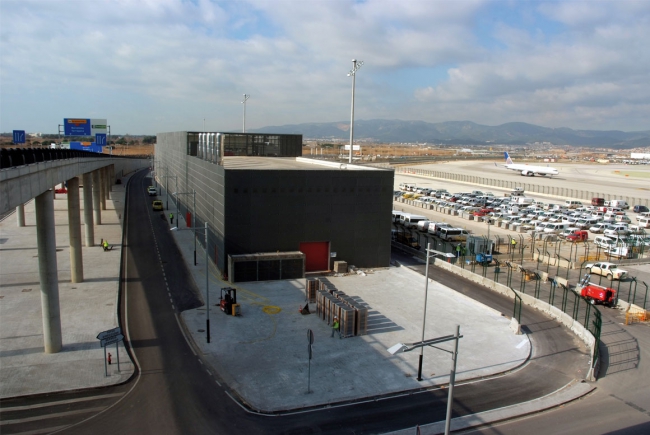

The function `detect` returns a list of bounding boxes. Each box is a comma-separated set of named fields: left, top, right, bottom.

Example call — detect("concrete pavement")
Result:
left=0, top=176, right=134, bottom=398
left=0, top=170, right=598, bottom=433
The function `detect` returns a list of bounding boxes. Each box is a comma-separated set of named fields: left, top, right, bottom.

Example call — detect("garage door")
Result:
left=299, top=241, right=330, bottom=272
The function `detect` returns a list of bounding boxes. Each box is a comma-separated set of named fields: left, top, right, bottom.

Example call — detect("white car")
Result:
left=584, top=262, right=628, bottom=280
left=147, top=186, right=157, bottom=196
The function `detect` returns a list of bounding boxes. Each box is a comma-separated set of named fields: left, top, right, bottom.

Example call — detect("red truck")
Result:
left=580, top=284, right=617, bottom=307
left=566, top=230, right=588, bottom=242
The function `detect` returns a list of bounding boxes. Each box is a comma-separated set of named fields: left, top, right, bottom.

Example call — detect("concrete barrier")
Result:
left=432, top=258, right=596, bottom=379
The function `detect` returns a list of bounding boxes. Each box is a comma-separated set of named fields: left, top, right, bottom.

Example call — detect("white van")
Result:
left=565, top=200, right=582, bottom=209
left=637, top=216, right=650, bottom=228
left=438, top=227, right=469, bottom=241
left=594, top=236, right=618, bottom=249
left=400, top=214, right=428, bottom=228
left=610, top=200, right=629, bottom=210
left=544, top=223, right=570, bottom=234
left=399, top=183, right=416, bottom=191
left=392, top=210, right=405, bottom=223
left=417, top=220, right=431, bottom=232
left=429, top=222, right=452, bottom=236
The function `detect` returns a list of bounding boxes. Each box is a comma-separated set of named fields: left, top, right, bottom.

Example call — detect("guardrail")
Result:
left=0, top=147, right=127, bottom=169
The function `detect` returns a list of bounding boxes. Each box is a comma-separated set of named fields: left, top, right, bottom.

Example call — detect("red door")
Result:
left=299, top=241, right=330, bottom=272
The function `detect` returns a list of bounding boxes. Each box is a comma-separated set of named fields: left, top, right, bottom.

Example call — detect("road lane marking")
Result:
left=0, top=407, right=106, bottom=425
left=0, top=393, right=124, bottom=411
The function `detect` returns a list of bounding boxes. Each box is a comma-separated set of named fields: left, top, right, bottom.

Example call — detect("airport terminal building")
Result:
left=155, top=132, right=393, bottom=282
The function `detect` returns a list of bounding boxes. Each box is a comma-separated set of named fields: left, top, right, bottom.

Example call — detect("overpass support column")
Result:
left=35, top=190, right=63, bottom=353
left=100, top=168, right=107, bottom=211
left=83, top=172, right=95, bottom=246
left=67, top=177, right=83, bottom=283
left=16, top=203, right=26, bottom=227
left=104, top=166, right=111, bottom=200
left=92, top=170, right=102, bottom=225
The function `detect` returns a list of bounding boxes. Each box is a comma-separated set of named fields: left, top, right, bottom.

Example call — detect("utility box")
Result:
left=333, top=261, right=348, bottom=273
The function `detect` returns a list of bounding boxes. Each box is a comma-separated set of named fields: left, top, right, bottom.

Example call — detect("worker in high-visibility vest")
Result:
left=169, top=213, right=174, bottom=224
left=511, top=239, right=517, bottom=249
left=331, top=317, right=341, bottom=338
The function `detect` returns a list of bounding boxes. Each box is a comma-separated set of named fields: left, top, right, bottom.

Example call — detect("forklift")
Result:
left=219, top=287, right=240, bottom=316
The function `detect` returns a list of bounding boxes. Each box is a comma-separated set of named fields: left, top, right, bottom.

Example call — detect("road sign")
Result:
left=95, top=133, right=107, bottom=146
left=100, top=334, right=124, bottom=347
left=97, top=327, right=121, bottom=340
left=64, top=118, right=107, bottom=136
left=13, top=130, right=25, bottom=144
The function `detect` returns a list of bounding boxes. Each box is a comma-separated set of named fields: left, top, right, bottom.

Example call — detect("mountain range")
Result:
left=250, top=120, right=650, bottom=148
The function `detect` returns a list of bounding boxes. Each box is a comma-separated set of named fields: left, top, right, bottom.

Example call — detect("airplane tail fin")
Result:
left=504, top=152, right=514, bottom=165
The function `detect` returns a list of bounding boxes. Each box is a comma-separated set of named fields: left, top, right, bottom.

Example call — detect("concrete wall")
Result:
left=0, top=157, right=148, bottom=214
left=156, top=132, right=393, bottom=272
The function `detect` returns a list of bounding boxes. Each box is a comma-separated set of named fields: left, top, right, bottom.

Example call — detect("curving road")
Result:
left=1, top=169, right=590, bottom=434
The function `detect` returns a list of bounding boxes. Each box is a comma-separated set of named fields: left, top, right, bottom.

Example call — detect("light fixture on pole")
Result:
left=173, top=190, right=197, bottom=265
left=387, top=326, right=463, bottom=435
left=347, top=59, right=363, bottom=164
left=171, top=222, right=211, bottom=343
left=241, top=94, right=250, bottom=133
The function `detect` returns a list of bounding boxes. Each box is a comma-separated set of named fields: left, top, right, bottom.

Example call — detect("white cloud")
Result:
left=0, top=0, right=648, bottom=134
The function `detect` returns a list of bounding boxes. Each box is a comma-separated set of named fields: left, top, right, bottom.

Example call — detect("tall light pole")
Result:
left=173, top=190, right=197, bottom=265
left=418, top=242, right=433, bottom=381
left=347, top=59, right=363, bottom=164
left=241, top=94, right=250, bottom=133
left=172, top=222, right=210, bottom=343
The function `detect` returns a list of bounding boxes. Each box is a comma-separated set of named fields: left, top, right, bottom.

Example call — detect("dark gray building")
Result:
left=155, top=131, right=393, bottom=281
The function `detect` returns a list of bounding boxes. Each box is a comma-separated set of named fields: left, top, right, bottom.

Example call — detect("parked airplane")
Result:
left=497, top=152, right=559, bottom=177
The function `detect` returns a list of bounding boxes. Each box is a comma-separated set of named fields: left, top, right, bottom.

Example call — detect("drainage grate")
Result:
left=22, top=289, right=32, bottom=292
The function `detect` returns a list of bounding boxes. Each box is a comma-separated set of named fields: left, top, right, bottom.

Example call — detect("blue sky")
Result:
left=1, top=0, right=648, bottom=135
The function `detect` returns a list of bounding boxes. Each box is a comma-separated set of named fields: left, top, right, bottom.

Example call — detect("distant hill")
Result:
left=250, top=120, right=650, bottom=148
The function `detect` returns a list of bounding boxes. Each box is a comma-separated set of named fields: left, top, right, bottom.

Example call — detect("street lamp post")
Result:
left=347, top=59, right=363, bottom=164
left=171, top=222, right=210, bottom=343
left=160, top=173, right=177, bottom=211
left=388, top=326, right=462, bottom=435
left=173, top=190, right=197, bottom=265
left=418, top=242, right=433, bottom=381
left=241, top=94, right=250, bottom=133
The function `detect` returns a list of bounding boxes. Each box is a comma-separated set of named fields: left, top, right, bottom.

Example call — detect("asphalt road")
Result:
left=0, top=169, right=595, bottom=435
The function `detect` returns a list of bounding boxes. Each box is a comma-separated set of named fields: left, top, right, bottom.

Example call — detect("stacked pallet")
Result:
left=312, top=278, right=369, bottom=338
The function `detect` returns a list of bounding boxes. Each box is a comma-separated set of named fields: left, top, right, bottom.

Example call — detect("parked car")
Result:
left=589, top=223, right=608, bottom=234
left=633, top=205, right=649, bottom=213
left=584, top=262, right=628, bottom=280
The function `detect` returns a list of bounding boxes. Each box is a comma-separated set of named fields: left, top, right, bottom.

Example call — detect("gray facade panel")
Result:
left=156, top=132, right=393, bottom=272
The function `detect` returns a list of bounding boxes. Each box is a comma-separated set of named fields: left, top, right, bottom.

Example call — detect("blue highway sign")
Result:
left=13, top=130, right=25, bottom=144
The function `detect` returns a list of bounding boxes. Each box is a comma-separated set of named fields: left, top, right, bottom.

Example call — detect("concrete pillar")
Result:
left=104, top=166, right=111, bottom=200
left=83, top=172, right=95, bottom=247
left=67, top=177, right=83, bottom=283
left=100, top=168, right=107, bottom=211
left=16, top=203, right=26, bottom=227
left=35, top=190, right=63, bottom=354
left=92, top=170, right=102, bottom=225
